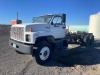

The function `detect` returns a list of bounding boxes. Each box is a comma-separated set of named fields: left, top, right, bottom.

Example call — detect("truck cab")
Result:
left=9, top=14, right=68, bottom=65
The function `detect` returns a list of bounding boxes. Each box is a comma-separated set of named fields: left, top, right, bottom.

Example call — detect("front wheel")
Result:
left=33, top=41, right=53, bottom=65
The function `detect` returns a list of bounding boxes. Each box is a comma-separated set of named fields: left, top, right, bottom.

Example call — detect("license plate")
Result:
left=13, top=44, right=16, bottom=48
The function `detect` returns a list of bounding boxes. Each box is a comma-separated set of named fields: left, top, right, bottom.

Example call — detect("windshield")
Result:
left=33, top=15, right=53, bottom=23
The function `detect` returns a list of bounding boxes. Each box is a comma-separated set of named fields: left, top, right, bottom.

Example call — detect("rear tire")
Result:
left=83, top=34, right=90, bottom=47
left=89, top=35, right=94, bottom=45
left=81, top=34, right=86, bottom=40
left=80, top=34, right=86, bottom=46
left=33, top=41, right=53, bottom=65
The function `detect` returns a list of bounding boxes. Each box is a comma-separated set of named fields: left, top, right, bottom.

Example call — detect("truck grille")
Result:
left=10, top=27, right=24, bottom=41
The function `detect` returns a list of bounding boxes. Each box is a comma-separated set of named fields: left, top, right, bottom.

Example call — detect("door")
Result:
left=50, top=16, right=66, bottom=39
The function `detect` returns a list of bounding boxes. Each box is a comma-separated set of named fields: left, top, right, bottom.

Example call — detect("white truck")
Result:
left=9, top=14, right=94, bottom=65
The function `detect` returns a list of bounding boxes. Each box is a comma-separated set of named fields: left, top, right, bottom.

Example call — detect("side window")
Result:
left=53, top=16, right=62, bottom=25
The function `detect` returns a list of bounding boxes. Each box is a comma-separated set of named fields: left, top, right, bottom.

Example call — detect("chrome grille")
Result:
left=11, top=27, right=24, bottom=41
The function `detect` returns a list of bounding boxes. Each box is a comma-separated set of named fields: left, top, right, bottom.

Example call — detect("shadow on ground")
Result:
left=44, top=39, right=100, bottom=67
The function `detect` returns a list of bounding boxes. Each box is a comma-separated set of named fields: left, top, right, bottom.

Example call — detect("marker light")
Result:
left=29, top=28, right=32, bottom=32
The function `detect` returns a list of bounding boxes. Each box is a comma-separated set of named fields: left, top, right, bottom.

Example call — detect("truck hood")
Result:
left=11, top=23, right=50, bottom=32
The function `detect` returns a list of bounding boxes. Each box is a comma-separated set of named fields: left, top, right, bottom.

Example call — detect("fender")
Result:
left=34, top=35, right=55, bottom=47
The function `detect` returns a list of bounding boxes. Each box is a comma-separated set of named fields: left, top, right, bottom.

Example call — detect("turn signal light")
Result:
left=29, top=28, right=32, bottom=32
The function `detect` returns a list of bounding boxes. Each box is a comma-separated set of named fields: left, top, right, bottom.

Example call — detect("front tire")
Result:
left=33, top=41, right=53, bottom=65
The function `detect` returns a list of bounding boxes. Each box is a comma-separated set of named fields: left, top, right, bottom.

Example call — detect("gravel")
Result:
left=0, top=25, right=100, bottom=75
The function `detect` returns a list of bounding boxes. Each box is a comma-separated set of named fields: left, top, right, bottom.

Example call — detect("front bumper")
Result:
left=9, top=39, right=33, bottom=54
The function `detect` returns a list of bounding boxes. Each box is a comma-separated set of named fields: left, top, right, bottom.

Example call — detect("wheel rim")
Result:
left=39, top=46, right=50, bottom=61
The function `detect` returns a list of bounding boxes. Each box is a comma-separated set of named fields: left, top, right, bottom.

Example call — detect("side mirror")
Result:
left=62, top=14, right=66, bottom=24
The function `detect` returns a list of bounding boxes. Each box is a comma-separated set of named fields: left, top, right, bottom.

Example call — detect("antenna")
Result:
left=17, top=11, right=18, bottom=20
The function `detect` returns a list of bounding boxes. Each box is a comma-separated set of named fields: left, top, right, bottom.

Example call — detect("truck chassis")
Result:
left=66, top=32, right=94, bottom=47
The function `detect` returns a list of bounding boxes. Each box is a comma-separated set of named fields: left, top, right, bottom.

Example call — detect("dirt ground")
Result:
left=0, top=25, right=100, bottom=75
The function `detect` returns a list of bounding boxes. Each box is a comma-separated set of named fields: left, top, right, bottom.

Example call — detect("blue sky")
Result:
left=0, top=0, right=100, bottom=25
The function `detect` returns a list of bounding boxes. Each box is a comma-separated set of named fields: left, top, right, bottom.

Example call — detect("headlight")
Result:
left=26, top=34, right=31, bottom=42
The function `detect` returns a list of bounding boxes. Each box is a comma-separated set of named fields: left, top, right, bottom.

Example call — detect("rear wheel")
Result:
left=81, top=34, right=86, bottom=40
left=32, top=41, right=53, bottom=65
left=83, top=34, right=90, bottom=47
left=89, top=35, right=94, bottom=45
left=80, top=34, right=91, bottom=47
left=80, top=34, right=86, bottom=46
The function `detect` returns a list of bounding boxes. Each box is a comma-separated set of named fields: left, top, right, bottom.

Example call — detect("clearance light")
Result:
left=29, top=28, right=32, bottom=32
